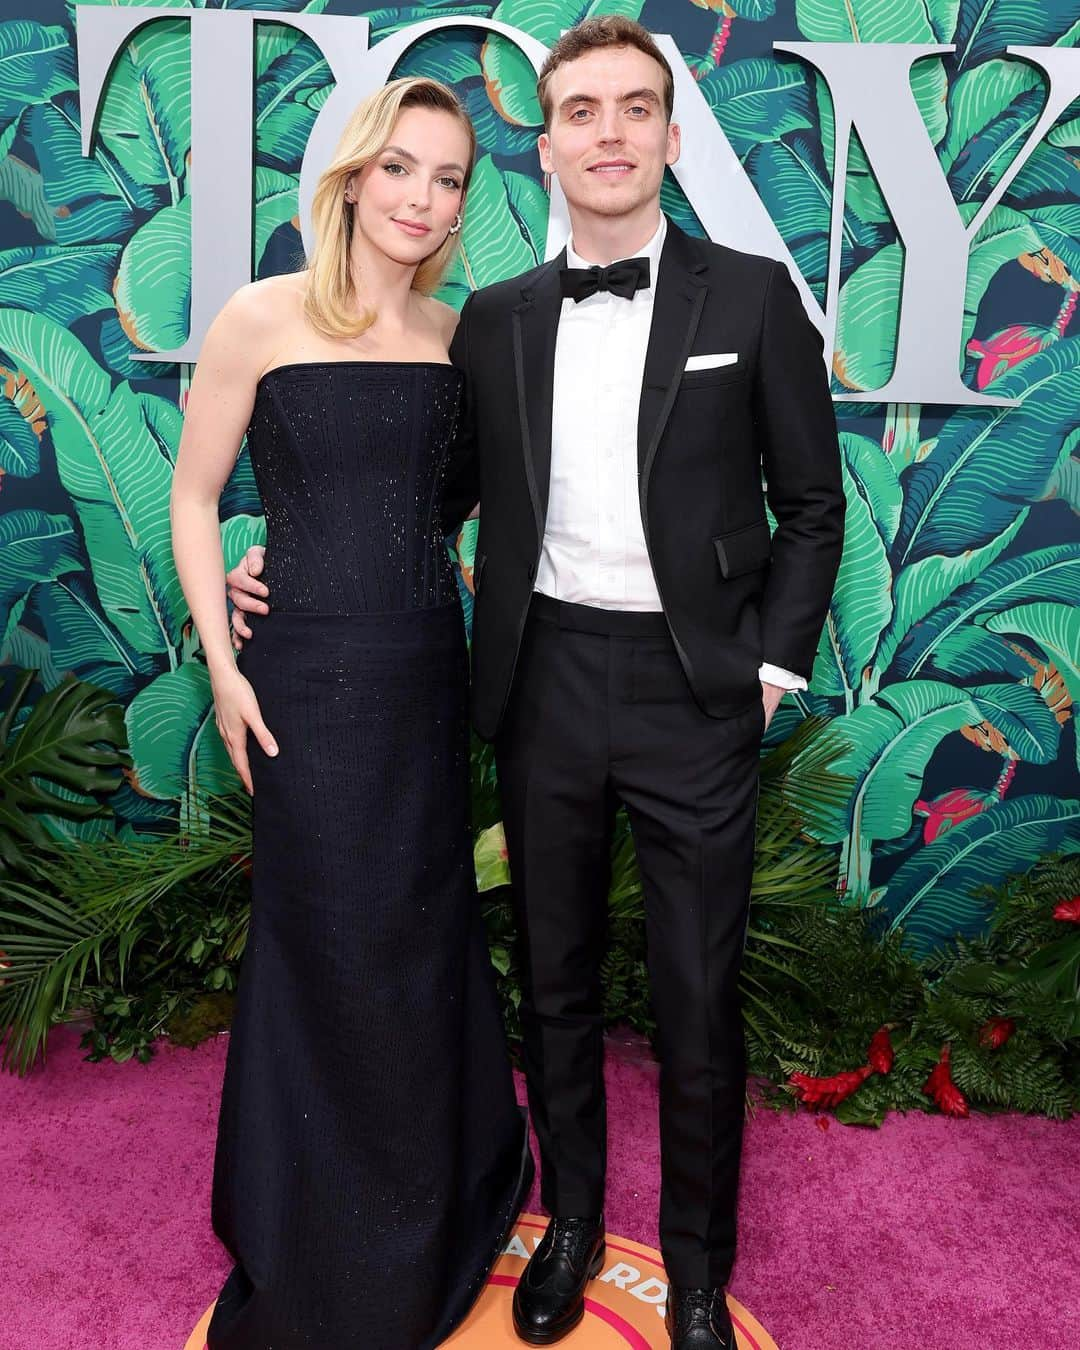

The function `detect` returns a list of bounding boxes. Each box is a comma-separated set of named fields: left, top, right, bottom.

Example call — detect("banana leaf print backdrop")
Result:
left=0, top=0, right=1078, bottom=956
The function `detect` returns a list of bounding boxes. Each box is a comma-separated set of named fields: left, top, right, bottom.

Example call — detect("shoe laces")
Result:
left=546, top=1217, right=600, bottom=1256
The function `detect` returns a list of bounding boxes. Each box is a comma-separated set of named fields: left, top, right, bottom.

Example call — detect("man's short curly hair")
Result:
left=536, top=17, right=675, bottom=130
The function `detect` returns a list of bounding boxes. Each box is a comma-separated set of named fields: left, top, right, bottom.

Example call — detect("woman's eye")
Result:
left=383, top=162, right=406, bottom=176
left=439, top=177, right=462, bottom=191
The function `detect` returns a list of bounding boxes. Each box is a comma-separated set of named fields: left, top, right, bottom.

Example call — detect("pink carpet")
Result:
left=3, top=1022, right=1078, bottom=1349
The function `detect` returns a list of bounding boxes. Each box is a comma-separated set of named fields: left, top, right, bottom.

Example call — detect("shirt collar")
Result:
left=565, top=214, right=667, bottom=294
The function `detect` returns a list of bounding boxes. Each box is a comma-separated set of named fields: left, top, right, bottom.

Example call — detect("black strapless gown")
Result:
left=207, top=362, right=531, bottom=1349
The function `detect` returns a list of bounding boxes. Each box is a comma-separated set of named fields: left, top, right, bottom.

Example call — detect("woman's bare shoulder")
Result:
left=223, top=271, right=307, bottom=325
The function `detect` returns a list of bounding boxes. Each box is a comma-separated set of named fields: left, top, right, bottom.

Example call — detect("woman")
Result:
left=171, top=77, right=532, bottom=1348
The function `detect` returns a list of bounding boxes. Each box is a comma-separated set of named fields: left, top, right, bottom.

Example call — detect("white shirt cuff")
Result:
left=758, top=662, right=807, bottom=692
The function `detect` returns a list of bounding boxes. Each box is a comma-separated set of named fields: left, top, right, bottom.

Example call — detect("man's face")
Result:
left=538, top=45, right=680, bottom=223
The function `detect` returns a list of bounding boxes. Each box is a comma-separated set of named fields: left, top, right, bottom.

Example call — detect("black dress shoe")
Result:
left=664, top=1285, right=736, bottom=1348
left=512, top=1214, right=606, bottom=1344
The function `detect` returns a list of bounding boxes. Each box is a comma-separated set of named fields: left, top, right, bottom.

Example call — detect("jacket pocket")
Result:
left=712, top=519, right=771, bottom=578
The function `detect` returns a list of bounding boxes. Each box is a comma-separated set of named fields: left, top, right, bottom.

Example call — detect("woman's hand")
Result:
left=212, top=667, right=278, bottom=794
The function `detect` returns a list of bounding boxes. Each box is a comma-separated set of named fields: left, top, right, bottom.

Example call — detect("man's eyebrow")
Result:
left=381, top=144, right=466, bottom=173
left=557, top=89, right=661, bottom=112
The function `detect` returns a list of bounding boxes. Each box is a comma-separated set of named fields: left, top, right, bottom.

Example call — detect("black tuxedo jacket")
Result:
left=445, top=218, right=845, bottom=742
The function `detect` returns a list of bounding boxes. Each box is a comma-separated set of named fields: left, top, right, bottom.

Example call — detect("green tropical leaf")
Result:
left=985, top=603, right=1080, bottom=767
left=94, top=16, right=189, bottom=197
left=795, top=1, right=954, bottom=145
left=747, top=135, right=885, bottom=268
left=940, top=58, right=1043, bottom=177
left=832, top=243, right=900, bottom=391
left=811, top=434, right=898, bottom=699
left=960, top=203, right=1043, bottom=354
left=885, top=796, right=1080, bottom=953
left=890, top=546, right=1080, bottom=682
left=954, top=0, right=1080, bottom=69
left=1007, top=141, right=1080, bottom=205
left=29, top=576, right=156, bottom=696
left=0, top=21, right=76, bottom=122
left=0, top=243, right=120, bottom=325
left=0, top=395, right=42, bottom=478
left=255, top=166, right=299, bottom=269
left=0, top=310, right=185, bottom=654
left=474, top=821, right=511, bottom=892
left=1024, top=204, right=1080, bottom=278
left=480, top=33, right=543, bottom=127
left=893, top=338, right=1080, bottom=569
left=255, top=35, right=329, bottom=170
left=968, top=681, right=1061, bottom=763
left=125, top=663, right=236, bottom=803
left=0, top=510, right=82, bottom=646
left=796, top=0, right=959, bottom=42
left=440, top=154, right=547, bottom=296
left=0, top=671, right=130, bottom=871
left=221, top=514, right=267, bottom=573
left=115, top=198, right=190, bottom=351
left=482, top=0, right=645, bottom=137
left=699, top=57, right=814, bottom=155
left=875, top=514, right=1027, bottom=681
left=0, top=149, right=57, bottom=242
left=27, top=99, right=154, bottom=245
left=916, top=626, right=1033, bottom=682
left=802, top=680, right=978, bottom=847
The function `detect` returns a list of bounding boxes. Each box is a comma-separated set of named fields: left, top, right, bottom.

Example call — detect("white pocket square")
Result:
left=684, top=352, right=738, bottom=371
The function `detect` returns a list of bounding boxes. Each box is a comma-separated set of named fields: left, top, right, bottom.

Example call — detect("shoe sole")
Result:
left=511, top=1244, right=606, bottom=1345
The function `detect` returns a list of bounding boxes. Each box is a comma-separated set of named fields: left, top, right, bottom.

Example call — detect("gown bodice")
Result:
left=244, top=361, right=463, bottom=613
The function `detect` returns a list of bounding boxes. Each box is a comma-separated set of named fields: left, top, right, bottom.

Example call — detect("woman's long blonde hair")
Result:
left=305, top=77, right=476, bottom=339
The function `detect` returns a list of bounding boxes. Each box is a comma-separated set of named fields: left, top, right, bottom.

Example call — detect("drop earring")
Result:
left=449, top=213, right=462, bottom=235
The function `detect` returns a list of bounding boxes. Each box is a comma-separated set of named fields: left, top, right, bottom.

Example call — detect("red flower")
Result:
left=979, top=1017, right=1016, bottom=1050
left=923, top=1044, right=969, bottom=1117
left=1052, top=896, right=1080, bottom=923
left=790, top=1064, right=873, bottom=1109
left=966, top=324, right=1056, bottom=389
left=867, top=1026, right=895, bottom=1074
left=914, top=787, right=989, bottom=843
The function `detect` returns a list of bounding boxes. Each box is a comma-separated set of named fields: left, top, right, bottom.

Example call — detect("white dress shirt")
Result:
left=534, top=214, right=805, bottom=692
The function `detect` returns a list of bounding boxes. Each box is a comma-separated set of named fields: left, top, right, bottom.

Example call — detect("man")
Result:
left=228, top=18, right=843, bottom=1348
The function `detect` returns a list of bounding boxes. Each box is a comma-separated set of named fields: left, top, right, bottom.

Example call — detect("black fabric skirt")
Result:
left=207, top=603, right=530, bottom=1349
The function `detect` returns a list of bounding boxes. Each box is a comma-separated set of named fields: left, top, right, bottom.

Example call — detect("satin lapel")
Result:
left=511, top=254, right=565, bottom=540
left=637, top=225, right=709, bottom=489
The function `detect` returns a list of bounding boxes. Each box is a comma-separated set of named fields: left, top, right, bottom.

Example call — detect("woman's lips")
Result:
left=392, top=218, right=431, bottom=236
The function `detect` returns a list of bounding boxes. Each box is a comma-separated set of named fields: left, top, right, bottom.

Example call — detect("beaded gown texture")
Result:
left=207, top=362, right=531, bottom=1349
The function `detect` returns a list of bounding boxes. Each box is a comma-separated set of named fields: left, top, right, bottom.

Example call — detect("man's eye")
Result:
left=628, top=105, right=648, bottom=116
left=570, top=108, right=591, bottom=120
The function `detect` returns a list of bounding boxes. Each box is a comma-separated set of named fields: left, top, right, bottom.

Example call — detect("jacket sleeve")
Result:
left=441, top=293, right=481, bottom=539
left=754, top=260, right=845, bottom=681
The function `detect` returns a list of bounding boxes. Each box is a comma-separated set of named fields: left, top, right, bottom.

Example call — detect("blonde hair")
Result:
left=305, top=77, right=476, bottom=339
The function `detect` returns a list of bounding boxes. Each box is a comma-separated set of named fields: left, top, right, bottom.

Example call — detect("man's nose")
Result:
left=595, top=109, right=624, bottom=143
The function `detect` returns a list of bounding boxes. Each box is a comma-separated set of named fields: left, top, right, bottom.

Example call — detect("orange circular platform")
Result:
left=186, top=1215, right=778, bottom=1348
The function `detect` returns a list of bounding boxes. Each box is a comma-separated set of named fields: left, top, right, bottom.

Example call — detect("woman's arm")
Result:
left=170, top=287, right=278, bottom=791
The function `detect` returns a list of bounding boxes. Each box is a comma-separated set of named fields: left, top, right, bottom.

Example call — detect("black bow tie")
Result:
left=559, top=256, right=650, bottom=303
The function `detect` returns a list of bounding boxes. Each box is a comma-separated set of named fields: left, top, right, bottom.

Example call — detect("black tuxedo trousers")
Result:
left=496, top=595, right=763, bottom=1289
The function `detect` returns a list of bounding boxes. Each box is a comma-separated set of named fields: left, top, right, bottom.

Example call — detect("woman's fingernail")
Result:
left=267, top=744, right=278, bottom=756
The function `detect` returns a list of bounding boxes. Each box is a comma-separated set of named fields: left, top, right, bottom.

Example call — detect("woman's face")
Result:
left=348, top=105, right=470, bottom=267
